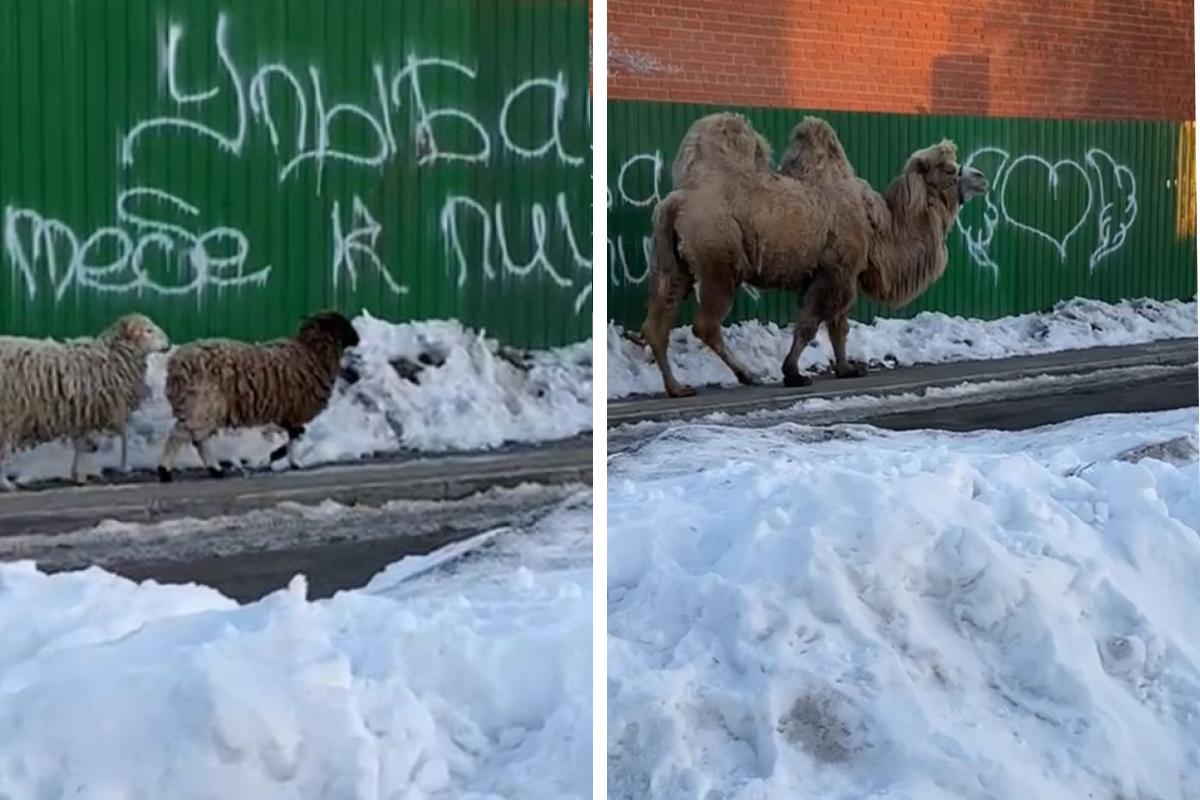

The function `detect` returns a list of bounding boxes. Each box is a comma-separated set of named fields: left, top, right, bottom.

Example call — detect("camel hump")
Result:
left=779, top=116, right=856, bottom=184
left=671, top=112, right=774, bottom=189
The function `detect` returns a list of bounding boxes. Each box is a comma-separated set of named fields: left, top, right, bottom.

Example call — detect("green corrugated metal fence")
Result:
left=0, top=0, right=591, bottom=348
left=608, top=101, right=1198, bottom=330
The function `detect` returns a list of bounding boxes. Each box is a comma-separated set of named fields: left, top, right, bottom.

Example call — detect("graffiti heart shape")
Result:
left=998, top=156, right=1094, bottom=262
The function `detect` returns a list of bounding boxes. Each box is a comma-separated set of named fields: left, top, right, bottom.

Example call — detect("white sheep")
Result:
left=0, top=314, right=170, bottom=489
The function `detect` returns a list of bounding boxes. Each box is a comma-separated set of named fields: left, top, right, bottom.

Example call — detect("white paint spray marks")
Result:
left=5, top=188, right=270, bottom=301
left=441, top=192, right=592, bottom=315
left=607, top=152, right=662, bottom=287
left=957, top=147, right=1138, bottom=275
left=607, top=150, right=760, bottom=303
left=331, top=197, right=407, bottom=296
left=607, top=35, right=681, bottom=76
left=4, top=13, right=590, bottom=314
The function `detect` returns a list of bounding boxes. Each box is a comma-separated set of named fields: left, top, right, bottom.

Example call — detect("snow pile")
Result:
left=608, top=410, right=1200, bottom=799
left=306, top=316, right=593, bottom=462
left=5, top=315, right=592, bottom=485
left=608, top=296, right=1198, bottom=397
left=0, top=497, right=593, bottom=800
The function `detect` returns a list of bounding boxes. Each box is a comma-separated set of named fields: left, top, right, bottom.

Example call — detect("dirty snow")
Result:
left=4, top=315, right=592, bottom=486
left=608, top=296, right=1198, bottom=397
left=608, top=409, right=1200, bottom=799
left=0, top=495, right=593, bottom=800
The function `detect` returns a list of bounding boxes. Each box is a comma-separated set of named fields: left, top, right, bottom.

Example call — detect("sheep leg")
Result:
left=157, top=426, right=192, bottom=483
left=0, top=444, right=13, bottom=492
left=828, top=314, right=867, bottom=378
left=642, top=268, right=695, bottom=398
left=118, top=427, right=131, bottom=474
left=693, top=276, right=756, bottom=387
left=268, top=426, right=305, bottom=470
left=70, top=436, right=98, bottom=486
left=194, top=436, right=226, bottom=479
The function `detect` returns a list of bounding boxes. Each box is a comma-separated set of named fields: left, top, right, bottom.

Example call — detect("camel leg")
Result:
left=693, top=278, right=756, bottom=387
left=829, top=314, right=868, bottom=378
left=782, top=282, right=824, bottom=387
left=641, top=272, right=695, bottom=398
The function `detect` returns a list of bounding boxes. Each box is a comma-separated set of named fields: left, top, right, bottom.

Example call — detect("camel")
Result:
left=640, top=113, right=989, bottom=398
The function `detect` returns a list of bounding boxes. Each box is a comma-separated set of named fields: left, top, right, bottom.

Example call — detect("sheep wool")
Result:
left=0, top=314, right=170, bottom=489
left=157, top=311, right=360, bottom=480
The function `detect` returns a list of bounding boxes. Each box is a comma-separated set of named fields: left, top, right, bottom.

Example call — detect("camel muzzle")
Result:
left=958, top=167, right=988, bottom=202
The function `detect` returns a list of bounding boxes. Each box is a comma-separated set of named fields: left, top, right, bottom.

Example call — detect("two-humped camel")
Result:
left=641, top=113, right=989, bottom=397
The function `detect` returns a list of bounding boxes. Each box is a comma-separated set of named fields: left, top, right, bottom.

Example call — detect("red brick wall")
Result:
left=607, top=0, right=1195, bottom=121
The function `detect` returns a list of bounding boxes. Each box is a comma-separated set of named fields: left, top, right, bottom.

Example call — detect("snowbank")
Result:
left=608, top=410, right=1200, bottom=799
left=0, top=497, right=593, bottom=800
left=6, top=315, right=593, bottom=485
left=608, top=296, right=1198, bottom=397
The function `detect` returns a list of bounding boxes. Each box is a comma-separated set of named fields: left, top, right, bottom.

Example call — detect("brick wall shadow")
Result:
left=930, top=53, right=990, bottom=116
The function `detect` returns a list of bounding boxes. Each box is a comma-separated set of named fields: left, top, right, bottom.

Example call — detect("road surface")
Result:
left=608, top=338, right=1197, bottom=441
left=0, top=436, right=591, bottom=536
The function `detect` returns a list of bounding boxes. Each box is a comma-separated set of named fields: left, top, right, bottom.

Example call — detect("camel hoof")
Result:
left=667, top=385, right=697, bottom=398
left=835, top=362, right=869, bottom=379
left=157, top=467, right=174, bottom=484
left=783, top=372, right=813, bottom=388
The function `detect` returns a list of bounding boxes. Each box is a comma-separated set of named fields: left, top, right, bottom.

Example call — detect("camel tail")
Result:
left=649, top=193, right=688, bottom=289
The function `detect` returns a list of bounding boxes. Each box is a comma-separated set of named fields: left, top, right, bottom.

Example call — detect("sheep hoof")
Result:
left=268, top=445, right=289, bottom=463
left=218, top=460, right=236, bottom=472
left=207, top=467, right=228, bottom=480
left=157, top=467, right=174, bottom=484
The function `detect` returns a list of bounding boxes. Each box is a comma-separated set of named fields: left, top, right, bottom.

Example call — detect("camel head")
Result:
left=899, top=140, right=989, bottom=219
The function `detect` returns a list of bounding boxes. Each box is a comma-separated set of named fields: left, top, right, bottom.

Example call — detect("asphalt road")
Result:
left=0, top=436, right=591, bottom=536
left=608, top=338, right=1197, bottom=427
left=0, top=485, right=587, bottom=602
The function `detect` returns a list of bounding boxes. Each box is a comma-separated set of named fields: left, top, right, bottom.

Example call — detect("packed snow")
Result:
left=4, top=315, right=592, bottom=486
left=608, top=296, right=1198, bottom=397
left=608, top=409, right=1200, bottom=799
left=0, top=494, right=593, bottom=800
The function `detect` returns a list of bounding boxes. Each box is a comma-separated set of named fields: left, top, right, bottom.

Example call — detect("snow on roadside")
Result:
left=608, top=409, right=1200, bottom=799
left=0, top=495, right=593, bottom=800
left=608, top=296, right=1198, bottom=397
left=5, top=315, right=593, bottom=486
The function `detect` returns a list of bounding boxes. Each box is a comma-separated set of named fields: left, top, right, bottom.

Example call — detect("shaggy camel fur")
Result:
left=0, top=314, right=169, bottom=489
left=157, top=311, right=360, bottom=482
left=642, top=113, right=988, bottom=397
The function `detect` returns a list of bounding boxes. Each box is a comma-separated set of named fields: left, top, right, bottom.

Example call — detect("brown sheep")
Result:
left=155, top=311, right=361, bottom=482
left=642, top=114, right=988, bottom=397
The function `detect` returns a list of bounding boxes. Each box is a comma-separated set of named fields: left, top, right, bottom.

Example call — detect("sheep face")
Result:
left=107, top=314, right=171, bottom=354
left=299, top=311, right=360, bottom=350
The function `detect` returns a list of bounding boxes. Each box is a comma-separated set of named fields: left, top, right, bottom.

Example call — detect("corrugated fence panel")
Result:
left=608, top=101, right=1198, bottom=331
left=0, top=0, right=591, bottom=348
